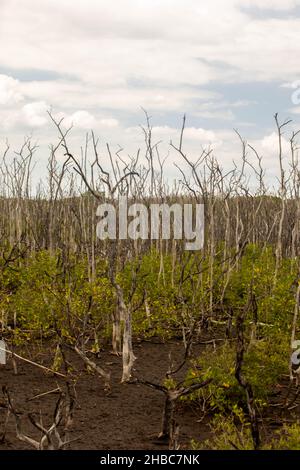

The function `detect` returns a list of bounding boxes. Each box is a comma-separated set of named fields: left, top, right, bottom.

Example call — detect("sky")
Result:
left=0, top=0, right=300, bottom=186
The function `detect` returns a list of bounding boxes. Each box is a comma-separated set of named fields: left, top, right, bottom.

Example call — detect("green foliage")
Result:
left=192, top=407, right=255, bottom=450
left=224, top=245, right=297, bottom=329
left=185, top=335, right=288, bottom=412
left=267, top=423, right=300, bottom=450
left=0, top=242, right=299, bottom=449
left=192, top=416, right=300, bottom=450
left=0, top=250, right=115, bottom=343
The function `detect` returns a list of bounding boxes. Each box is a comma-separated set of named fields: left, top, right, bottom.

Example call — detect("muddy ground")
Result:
left=0, top=337, right=297, bottom=450
left=0, top=340, right=212, bottom=450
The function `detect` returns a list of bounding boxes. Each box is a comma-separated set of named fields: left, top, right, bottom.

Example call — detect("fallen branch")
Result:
left=74, top=345, right=111, bottom=391
left=0, top=345, right=67, bottom=378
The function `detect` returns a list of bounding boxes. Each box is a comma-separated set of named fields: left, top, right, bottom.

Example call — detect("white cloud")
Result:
left=289, top=106, right=300, bottom=114
left=127, top=125, right=222, bottom=148
left=184, top=127, right=220, bottom=144
left=242, top=0, right=300, bottom=10
left=0, top=0, right=299, bottom=182
left=281, top=81, right=300, bottom=89
left=0, top=75, right=23, bottom=105
left=99, top=118, right=119, bottom=128
left=1, top=0, right=298, bottom=122
left=56, top=111, right=118, bottom=130
left=62, top=110, right=96, bottom=129
left=22, top=101, right=49, bottom=127
left=261, top=131, right=290, bottom=157
left=1, top=0, right=300, bottom=94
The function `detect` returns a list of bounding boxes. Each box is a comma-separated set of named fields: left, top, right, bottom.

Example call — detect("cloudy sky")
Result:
left=1, top=0, right=300, bottom=183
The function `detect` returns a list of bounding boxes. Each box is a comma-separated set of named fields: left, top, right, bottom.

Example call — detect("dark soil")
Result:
left=1, top=338, right=297, bottom=450
left=0, top=340, right=211, bottom=450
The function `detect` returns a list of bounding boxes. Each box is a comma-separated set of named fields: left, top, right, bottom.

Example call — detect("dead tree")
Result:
left=274, top=114, right=292, bottom=280
left=2, top=386, right=75, bottom=450
left=131, top=332, right=211, bottom=446
left=135, top=376, right=211, bottom=446
left=48, top=112, right=141, bottom=383
left=235, top=294, right=260, bottom=450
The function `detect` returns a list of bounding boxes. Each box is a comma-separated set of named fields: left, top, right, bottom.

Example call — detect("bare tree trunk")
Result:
left=112, top=300, right=122, bottom=355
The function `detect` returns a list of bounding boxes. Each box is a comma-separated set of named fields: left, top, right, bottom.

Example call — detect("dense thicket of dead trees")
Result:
left=1, top=113, right=300, bottom=449
left=1, top=114, right=300, bottom=381
left=1, top=115, right=300, bottom=262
